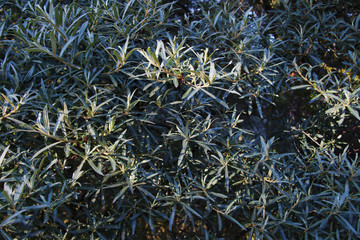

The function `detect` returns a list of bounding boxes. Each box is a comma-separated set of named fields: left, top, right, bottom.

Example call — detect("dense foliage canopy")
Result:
left=0, top=0, right=359, bottom=239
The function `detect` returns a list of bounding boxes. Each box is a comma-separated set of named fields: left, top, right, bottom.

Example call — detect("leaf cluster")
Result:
left=0, top=0, right=359, bottom=239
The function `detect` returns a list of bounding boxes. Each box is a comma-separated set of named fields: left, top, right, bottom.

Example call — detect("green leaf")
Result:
left=113, top=186, right=129, bottom=203
left=0, top=210, right=26, bottom=227
left=201, top=89, right=228, bottom=109
left=180, top=202, right=202, bottom=219
left=335, top=215, right=358, bottom=235
left=60, top=36, right=77, bottom=57
left=177, top=139, right=188, bottom=167
left=173, top=77, right=179, bottom=88
left=0, top=145, right=10, bottom=167
left=347, top=106, right=360, bottom=120
left=50, top=30, right=57, bottom=55
left=181, top=87, right=193, bottom=99
left=169, top=204, right=176, bottom=231
left=30, top=142, right=62, bottom=162
left=222, top=213, right=246, bottom=231
left=255, top=97, right=263, bottom=119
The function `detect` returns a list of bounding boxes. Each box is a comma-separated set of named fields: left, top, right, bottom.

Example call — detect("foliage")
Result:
left=0, top=0, right=359, bottom=239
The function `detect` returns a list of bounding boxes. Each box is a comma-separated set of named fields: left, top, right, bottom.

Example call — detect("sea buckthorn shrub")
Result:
left=0, top=0, right=359, bottom=239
